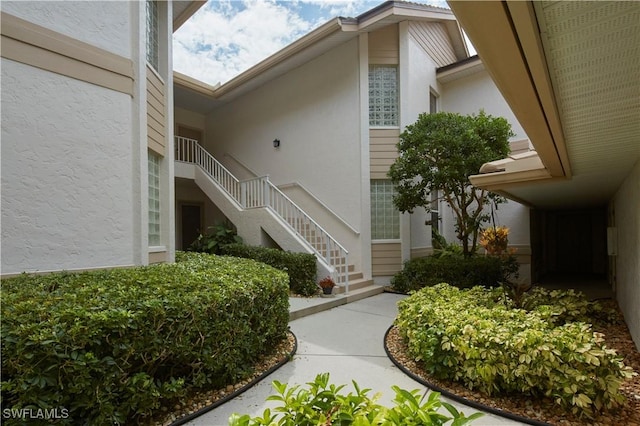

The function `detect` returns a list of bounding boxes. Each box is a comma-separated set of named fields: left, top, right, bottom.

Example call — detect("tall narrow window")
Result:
left=371, top=180, right=400, bottom=240
left=369, top=65, right=398, bottom=127
left=146, top=0, right=159, bottom=70
left=430, top=190, right=440, bottom=233
left=148, top=152, right=161, bottom=246
left=429, top=91, right=438, bottom=114
left=429, top=90, right=439, bottom=232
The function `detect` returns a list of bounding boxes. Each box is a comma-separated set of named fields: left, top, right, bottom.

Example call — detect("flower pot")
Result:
left=322, top=287, right=333, bottom=295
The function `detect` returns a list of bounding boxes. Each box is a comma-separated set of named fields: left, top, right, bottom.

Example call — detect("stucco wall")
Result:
left=613, top=159, right=640, bottom=349
left=1, top=1, right=132, bottom=58
left=1, top=60, right=135, bottom=274
left=205, top=38, right=363, bottom=266
left=440, top=69, right=528, bottom=141
left=403, top=25, right=446, bottom=251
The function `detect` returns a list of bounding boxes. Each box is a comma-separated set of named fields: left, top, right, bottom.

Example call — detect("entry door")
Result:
left=181, top=204, right=202, bottom=250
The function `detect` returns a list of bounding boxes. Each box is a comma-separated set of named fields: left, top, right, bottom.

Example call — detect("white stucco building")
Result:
left=2, top=1, right=638, bottom=348
left=172, top=2, right=532, bottom=288
left=1, top=1, right=205, bottom=275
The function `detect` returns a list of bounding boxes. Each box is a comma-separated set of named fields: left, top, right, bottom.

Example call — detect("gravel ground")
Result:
left=385, top=299, right=640, bottom=426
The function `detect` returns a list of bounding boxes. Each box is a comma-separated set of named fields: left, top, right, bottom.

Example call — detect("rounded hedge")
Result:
left=390, top=255, right=508, bottom=293
left=395, top=284, right=634, bottom=417
left=1, top=252, right=290, bottom=425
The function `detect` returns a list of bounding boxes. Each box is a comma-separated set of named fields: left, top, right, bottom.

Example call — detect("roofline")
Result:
left=176, top=1, right=466, bottom=100
left=448, top=0, right=570, bottom=183
left=354, top=1, right=455, bottom=26
left=215, top=17, right=345, bottom=97
left=437, top=54, right=480, bottom=73
left=173, top=1, right=206, bottom=32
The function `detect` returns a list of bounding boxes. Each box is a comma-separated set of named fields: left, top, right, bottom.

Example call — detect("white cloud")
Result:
left=173, top=0, right=454, bottom=86
left=174, top=0, right=314, bottom=85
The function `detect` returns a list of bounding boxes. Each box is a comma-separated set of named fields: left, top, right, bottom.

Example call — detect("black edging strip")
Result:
left=169, top=331, right=298, bottom=426
left=383, top=326, right=552, bottom=426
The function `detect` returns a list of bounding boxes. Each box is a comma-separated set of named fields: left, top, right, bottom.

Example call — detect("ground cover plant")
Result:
left=1, top=252, right=290, bottom=425
left=395, top=284, right=635, bottom=418
left=229, top=373, right=483, bottom=425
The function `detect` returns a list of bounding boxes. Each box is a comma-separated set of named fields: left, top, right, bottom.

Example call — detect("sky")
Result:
left=173, top=0, right=451, bottom=86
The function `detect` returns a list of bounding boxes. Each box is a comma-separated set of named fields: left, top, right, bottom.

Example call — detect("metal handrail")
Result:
left=175, top=137, right=349, bottom=290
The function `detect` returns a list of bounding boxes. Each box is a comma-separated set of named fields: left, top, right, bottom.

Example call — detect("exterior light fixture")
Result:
left=273, top=139, right=280, bottom=148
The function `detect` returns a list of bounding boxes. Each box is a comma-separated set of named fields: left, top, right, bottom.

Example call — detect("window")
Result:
left=369, top=65, right=398, bottom=127
left=430, top=91, right=438, bottom=114
left=430, top=190, right=440, bottom=233
left=145, top=0, right=159, bottom=70
left=371, top=180, right=400, bottom=239
left=148, top=152, right=161, bottom=246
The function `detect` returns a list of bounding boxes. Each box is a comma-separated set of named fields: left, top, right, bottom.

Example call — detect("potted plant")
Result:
left=318, top=276, right=336, bottom=295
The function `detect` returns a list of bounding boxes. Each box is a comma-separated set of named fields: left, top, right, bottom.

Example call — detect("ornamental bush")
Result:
left=222, top=243, right=318, bottom=296
left=229, top=373, right=483, bottom=426
left=1, top=252, right=290, bottom=425
left=390, top=255, right=505, bottom=293
left=395, top=284, right=635, bottom=417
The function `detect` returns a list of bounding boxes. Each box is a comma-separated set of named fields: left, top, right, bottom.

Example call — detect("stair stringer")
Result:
left=192, top=166, right=333, bottom=279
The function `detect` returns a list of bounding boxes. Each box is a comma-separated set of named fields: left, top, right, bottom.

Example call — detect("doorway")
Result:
left=530, top=207, right=610, bottom=298
left=181, top=204, right=202, bottom=250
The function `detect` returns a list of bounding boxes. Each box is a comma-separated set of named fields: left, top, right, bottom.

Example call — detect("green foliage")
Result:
left=389, top=111, right=513, bottom=256
left=222, top=244, right=318, bottom=296
left=1, top=252, right=289, bottom=425
left=189, top=223, right=243, bottom=255
left=229, top=373, right=483, bottom=426
left=390, top=255, right=506, bottom=293
left=395, top=284, right=635, bottom=417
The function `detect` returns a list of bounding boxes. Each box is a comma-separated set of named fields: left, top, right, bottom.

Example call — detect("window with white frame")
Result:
left=370, top=180, right=400, bottom=240
left=145, top=0, right=159, bottom=70
left=148, top=152, right=161, bottom=246
left=430, top=91, right=438, bottom=114
left=369, top=65, right=398, bottom=127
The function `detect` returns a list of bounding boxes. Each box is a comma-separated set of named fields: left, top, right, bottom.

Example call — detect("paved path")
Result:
left=186, top=293, right=526, bottom=425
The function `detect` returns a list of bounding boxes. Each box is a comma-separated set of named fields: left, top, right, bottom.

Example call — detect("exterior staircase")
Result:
left=175, top=136, right=380, bottom=298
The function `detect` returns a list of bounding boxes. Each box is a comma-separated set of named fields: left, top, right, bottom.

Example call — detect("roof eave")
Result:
left=173, top=1, right=206, bottom=32
left=447, top=0, right=571, bottom=180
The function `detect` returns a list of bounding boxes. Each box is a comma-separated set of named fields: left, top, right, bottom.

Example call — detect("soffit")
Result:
left=452, top=0, right=640, bottom=209
left=534, top=1, right=640, bottom=180
left=172, top=1, right=206, bottom=32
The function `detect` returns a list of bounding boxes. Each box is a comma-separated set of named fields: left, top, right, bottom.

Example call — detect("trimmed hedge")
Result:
left=1, top=252, right=289, bottom=425
left=222, top=243, right=318, bottom=296
left=396, top=284, right=634, bottom=417
left=391, top=255, right=505, bottom=293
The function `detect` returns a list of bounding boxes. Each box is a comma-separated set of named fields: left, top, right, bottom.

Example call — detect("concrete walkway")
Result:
left=186, top=293, right=526, bottom=425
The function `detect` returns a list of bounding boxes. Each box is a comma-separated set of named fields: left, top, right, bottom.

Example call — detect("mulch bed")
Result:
left=145, top=332, right=296, bottom=426
left=385, top=299, right=640, bottom=426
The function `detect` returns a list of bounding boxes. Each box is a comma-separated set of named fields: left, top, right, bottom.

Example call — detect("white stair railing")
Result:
left=175, top=136, right=349, bottom=290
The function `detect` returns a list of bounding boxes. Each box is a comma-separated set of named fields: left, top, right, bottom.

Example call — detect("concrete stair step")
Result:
left=333, top=277, right=374, bottom=294
left=288, top=284, right=386, bottom=321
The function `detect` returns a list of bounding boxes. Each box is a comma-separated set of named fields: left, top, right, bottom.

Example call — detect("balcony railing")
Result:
left=175, top=136, right=349, bottom=290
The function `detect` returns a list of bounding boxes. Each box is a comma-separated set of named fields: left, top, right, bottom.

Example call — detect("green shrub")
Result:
left=395, top=284, right=635, bottom=417
left=222, top=243, right=318, bottom=296
left=1, top=253, right=289, bottom=425
left=390, top=255, right=506, bottom=293
left=229, top=373, right=483, bottom=426
left=189, top=223, right=243, bottom=255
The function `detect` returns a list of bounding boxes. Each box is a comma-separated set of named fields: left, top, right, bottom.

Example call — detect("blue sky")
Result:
left=173, top=0, right=451, bottom=86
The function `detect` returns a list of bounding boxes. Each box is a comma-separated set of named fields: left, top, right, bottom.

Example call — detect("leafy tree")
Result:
left=388, top=110, right=513, bottom=256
